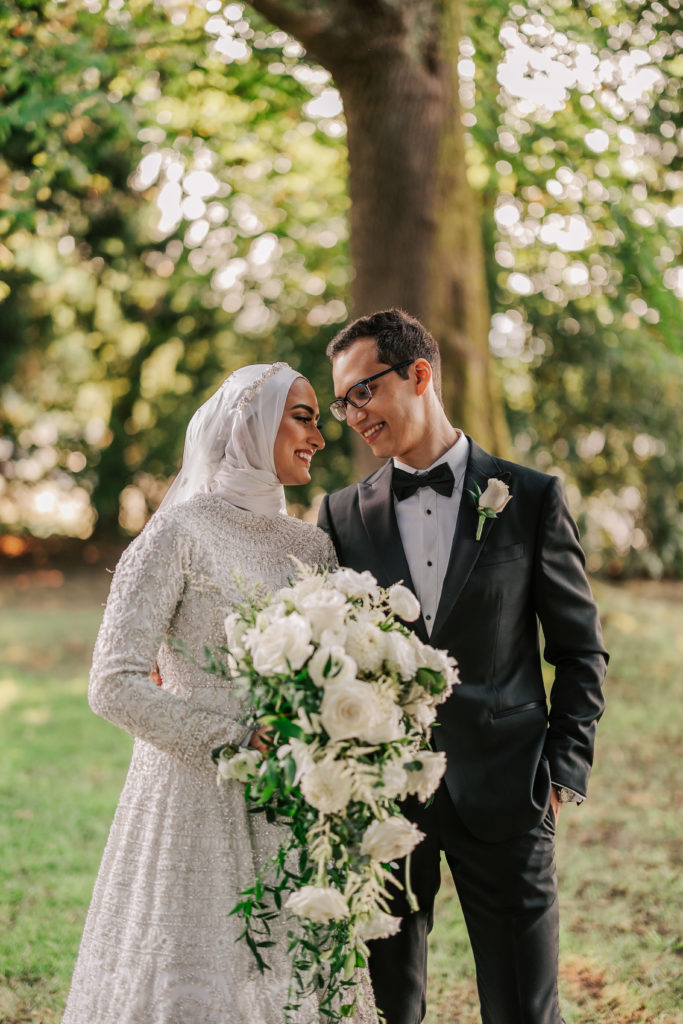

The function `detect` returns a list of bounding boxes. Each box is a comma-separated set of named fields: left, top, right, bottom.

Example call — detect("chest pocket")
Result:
left=475, top=542, right=525, bottom=568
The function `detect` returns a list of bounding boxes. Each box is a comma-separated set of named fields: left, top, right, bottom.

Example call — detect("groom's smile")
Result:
left=331, top=337, right=435, bottom=467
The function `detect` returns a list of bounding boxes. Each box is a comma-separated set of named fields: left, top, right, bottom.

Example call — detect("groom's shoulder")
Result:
left=470, top=438, right=561, bottom=500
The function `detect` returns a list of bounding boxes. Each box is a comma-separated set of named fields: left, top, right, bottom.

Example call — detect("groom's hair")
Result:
left=326, top=308, right=442, bottom=398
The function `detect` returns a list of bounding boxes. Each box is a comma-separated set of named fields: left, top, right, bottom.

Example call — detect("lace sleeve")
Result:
left=88, top=513, right=243, bottom=770
left=317, top=528, right=339, bottom=572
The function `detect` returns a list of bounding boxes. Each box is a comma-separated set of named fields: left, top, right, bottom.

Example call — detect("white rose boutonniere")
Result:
left=468, top=478, right=512, bottom=541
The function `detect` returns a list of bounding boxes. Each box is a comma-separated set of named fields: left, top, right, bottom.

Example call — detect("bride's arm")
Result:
left=89, top=512, right=243, bottom=770
left=316, top=528, right=339, bottom=572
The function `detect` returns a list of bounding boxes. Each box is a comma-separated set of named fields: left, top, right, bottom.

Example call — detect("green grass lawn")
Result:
left=1, top=569, right=681, bottom=1023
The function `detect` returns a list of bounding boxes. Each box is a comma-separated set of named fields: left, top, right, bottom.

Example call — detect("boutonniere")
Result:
left=468, top=478, right=512, bottom=541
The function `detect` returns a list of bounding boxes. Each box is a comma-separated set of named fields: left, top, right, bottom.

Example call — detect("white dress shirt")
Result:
left=393, top=432, right=469, bottom=636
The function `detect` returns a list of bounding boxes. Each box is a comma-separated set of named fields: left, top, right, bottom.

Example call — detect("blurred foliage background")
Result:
left=0, top=0, right=681, bottom=575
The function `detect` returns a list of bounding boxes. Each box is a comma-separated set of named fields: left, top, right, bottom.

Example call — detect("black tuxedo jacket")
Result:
left=318, top=438, right=608, bottom=843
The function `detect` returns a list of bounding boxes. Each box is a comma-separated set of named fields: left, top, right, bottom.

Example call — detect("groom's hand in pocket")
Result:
left=550, top=786, right=561, bottom=822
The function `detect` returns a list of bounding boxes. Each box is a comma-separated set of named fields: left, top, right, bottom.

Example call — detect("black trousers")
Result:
left=367, top=785, right=562, bottom=1024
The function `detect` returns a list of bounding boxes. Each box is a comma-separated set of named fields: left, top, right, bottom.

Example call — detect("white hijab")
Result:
left=157, top=362, right=301, bottom=518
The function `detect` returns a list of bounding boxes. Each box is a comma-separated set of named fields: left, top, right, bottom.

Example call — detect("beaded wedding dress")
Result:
left=62, top=495, right=376, bottom=1024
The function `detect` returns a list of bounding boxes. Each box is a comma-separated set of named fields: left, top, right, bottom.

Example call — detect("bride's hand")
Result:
left=248, top=726, right=273, bottom=754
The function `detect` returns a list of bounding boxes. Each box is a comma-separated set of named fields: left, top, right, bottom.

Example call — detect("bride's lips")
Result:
left=295, top=449, right=313, bottom=464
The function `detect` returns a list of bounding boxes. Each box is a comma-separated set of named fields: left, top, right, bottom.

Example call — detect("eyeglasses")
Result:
left=329, top=360, right=414, bottom=422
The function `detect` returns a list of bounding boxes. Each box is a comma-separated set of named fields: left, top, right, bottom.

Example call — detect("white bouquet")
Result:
left=214, top=561, right=459, bottom=1022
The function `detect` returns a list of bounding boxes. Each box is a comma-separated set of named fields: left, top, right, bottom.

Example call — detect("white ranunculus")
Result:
left=300, top=759, right=353, bottom=814
left=286, top=885, right=349, bottom=924
left=345, top=618, right=387, bottom=673
left=247, top=613, right=314, bottom=675
left=296, top=587, right=349, bottom=640
left=308, top=646, right=358, bottom=689
left=359, top=912, right=403, bottom=941
left=478, top=478, right=512, bottom=513
left=404, top=751, right=447, bottom=802
left=388, top=584, right=421, bottom=622
left=360, top=816, right=425, bottom=862
left=384, top=630, right=419, bottom=680
left=320, top=680, right=381, bottom=741
left=361, top=697, right=405, bottom=744
left=216, top=747, right=262, bottom=783
left=329, top=567, right=380, bottom=600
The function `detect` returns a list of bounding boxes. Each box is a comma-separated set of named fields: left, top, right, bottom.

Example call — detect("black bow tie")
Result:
left=391, top=462, right=455, bottom=501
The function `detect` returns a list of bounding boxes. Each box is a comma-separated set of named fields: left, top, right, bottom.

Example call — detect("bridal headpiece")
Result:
left=157, top=361, right=301, bottom=518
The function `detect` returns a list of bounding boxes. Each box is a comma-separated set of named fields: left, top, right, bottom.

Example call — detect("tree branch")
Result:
left=245, top=0, right=407, bottom=70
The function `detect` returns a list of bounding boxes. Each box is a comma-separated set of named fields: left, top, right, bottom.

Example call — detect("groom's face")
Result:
left=331, top=337, right=427, bottom=462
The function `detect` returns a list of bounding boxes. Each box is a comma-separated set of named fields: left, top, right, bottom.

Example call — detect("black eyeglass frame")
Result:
left=329, top=359, right=414, bottom=422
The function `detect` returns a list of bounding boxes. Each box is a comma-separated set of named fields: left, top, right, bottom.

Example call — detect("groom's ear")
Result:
left=414, top=359, right=432, bottom=396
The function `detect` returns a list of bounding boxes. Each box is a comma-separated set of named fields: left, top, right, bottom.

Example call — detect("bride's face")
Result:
left=273, top=377, right=325, bottom=485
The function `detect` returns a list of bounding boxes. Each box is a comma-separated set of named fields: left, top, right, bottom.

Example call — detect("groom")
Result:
left=318, top=309, right=608, bottom=1024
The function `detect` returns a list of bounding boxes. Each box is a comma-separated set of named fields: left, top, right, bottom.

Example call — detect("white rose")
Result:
left=280, top=575, right=325, bottom=604
left=320, top=681, right=376, bottom=739
left=255, top=601, right=288, bottom=629
left=359, top=912, right=402, bottom=941
left=300, top=760, right=353, bottom=814
left=308, top=646, right=358, bottom=688
left=404, top=751, right=447, bottom=802
left=286, top=885, right=349, bottom=924
left=388, top=584, right=421, bottom=623
left=360, top=816, right=425, bottom=862
left=330, top=567, right=380, bottom=600
left=320, top=680, right=381, bottom=741
left=296, top=587, right=349, bottom=641
left=216, top=747, right=262, bottom=783
left=384, top=630, right=419, bottom=680
left=247, top=613, right=313, bottom=675
left=361, top=697, right=405, bottom=744
left=345, top=618, right=387, bottom=673
left=478, top=478, right=512, bottom=513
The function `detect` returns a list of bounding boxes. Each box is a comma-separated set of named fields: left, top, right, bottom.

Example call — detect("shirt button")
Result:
left=427, top=560, right=433, bottom=567
left=426, top=614, right=432, bottom=621
left=426, top=509, right=432, bottom=515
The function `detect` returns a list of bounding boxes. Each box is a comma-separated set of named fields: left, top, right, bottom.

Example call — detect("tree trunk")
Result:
left=246, top=0, right=510, bottom=476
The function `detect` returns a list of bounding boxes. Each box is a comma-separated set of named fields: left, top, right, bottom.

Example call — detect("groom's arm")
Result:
left=533, top=476, right=608, bottom=799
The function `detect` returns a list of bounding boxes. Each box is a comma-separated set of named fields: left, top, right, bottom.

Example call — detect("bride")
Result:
left=62, top=363, right=376, bottom=1024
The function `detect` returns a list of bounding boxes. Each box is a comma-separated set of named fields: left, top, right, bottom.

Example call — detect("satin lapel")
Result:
left=431, top=439, right=510, bottom=642
left=358, top=463, right=429, bottom=643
